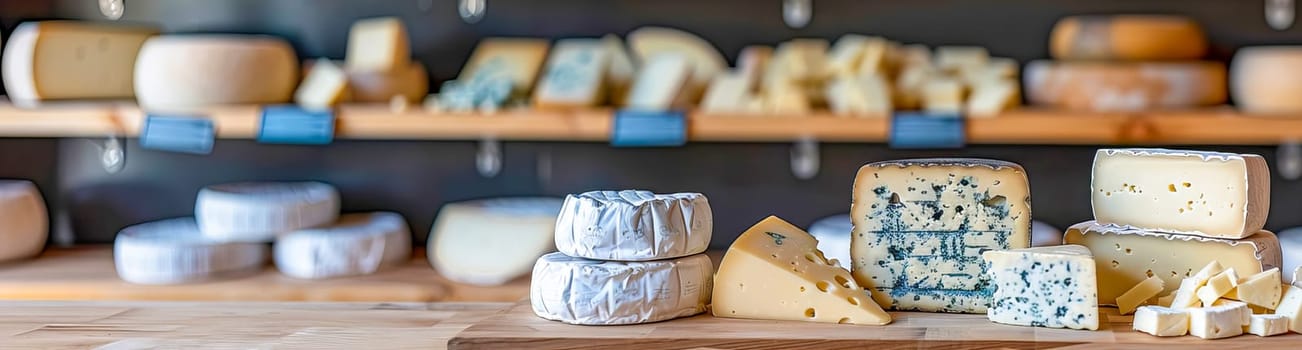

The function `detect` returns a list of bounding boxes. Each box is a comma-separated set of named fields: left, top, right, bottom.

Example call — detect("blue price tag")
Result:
left=890, top=112, right=965, bottom=149
left=140, top=115, right=214, bottom=155
left=258, top=105, right=335, bottom=145
left=610, top=109, right=686, bottom=147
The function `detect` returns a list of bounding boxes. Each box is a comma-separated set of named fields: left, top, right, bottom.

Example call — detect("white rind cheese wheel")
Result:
left=1023, top=60, right=1226, bottom=112
left=808, top=214, right=851, bottom=268
left=114, top=217, right=267, bottom=285
left=0, top=180, right=47, bottom=263
left=428, top=197, right=563, bottom=286
left=1, top=21, right=158, bottom=105
left=274, top=212, right=411, bottom=279
left=555, top=190, right=712, bottom=261
left=1279, top=227, right=1302, bottom=283
left=134, top=35, right=297, bottom=111
left=195, top=182, right=340, bottom=242
left=1231, top=46, right=1302, bottom=114
left=530, top=252, right=712, bottom=325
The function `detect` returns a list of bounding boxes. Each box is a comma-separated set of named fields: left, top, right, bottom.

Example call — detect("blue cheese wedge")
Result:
left=851, top=158, right=1032, bottom=313
left=982, top=245, right=1099, bottom=330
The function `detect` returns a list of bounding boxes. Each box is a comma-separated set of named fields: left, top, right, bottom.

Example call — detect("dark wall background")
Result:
left=0, top=1, right=1297, bottom=247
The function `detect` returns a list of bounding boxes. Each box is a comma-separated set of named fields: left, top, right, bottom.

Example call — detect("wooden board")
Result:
left=448, top=302, right=1302, bottom=349
left=0, top=301, right=510, bottom=349
left=0, top=247, right=529, bottom=302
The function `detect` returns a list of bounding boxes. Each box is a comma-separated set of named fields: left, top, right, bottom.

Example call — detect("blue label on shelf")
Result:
left=610, top=109, right=687, bottom=147
left=257, top=105, right=336, bottom=145
left=890, top=112, right=965, bottom=149
left=140, top=115, right=215, bottom=155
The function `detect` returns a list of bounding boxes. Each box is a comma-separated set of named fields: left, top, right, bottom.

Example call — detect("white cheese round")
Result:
left=530, top=252, right=712, bottom=325
left=0, top=180, right=47, bottom=262
left=195, top=181, right=340, bottom=242
left=1279, top=227, right=1302, bottom=283
left=114, top=217, right=267, bottom=284
left=555, top=190, right=712, bottom=261
left=808, top=214, right=851, bottom=268
left=428, top=197, right=563, bottom=286
left=275, top=212, right=411, bottom=279
left=134, top=35, right=298, bottom=111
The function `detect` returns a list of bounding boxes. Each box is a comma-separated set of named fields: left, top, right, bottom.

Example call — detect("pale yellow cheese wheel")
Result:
left=1023, top=60, right=1226, bottom=111
left=1051, top=15, right=1207, bottom=61
left=134, top=35, right=297, bottom=111
left=1231, top=46, right=1302, bottom=115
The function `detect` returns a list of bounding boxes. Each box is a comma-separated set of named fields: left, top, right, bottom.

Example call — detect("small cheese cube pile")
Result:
left=296, top=17, right=428, bottom=111
left=1132, top=262, right=1293, bottom=339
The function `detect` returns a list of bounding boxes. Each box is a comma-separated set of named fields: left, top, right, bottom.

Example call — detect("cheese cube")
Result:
left=852, top=158, right=1031, bottom=313
left=1274, top=285, right=1302, bottom=332
left=892, top=64, right=932, bottom=109
left=458, top=38, right=550, bottom=98
left=1170, top=261, right=1225, bottom=308
left=1117, top=275, right=1165, bottom=315
left=1225, top=268, right=1283, bottom=309
left=982, top=245, right=1099, bottom=330
left=1248, top=314, right=1289, bottom=336
left=1210, top=298, right=1251, bottom=325
left=713, top=216, right=892, bottom=325
left=1188, top=301, right=1249, bottom=339
left=294, top=59, right=350, bottom=109
left=1064, top=223, right=1279, bottom=306
left=345, top=17, right=410, bottom=72
left=965, top=79, right=1019, bottom=117
left=1198, top=268, right=1240, bottom=306
left=533, top=39, right=609, bottom=109
left=1133, top=306, right=1189, bottom=336
left=1091, top=149, right=1270, bottom=239
left=625, top=53, right=693, bottom=111
left=825, top=35, right=870, bottom=76
left=824, top=74, right=891, bottom=117
left=922, top=78, right=964, bottom=114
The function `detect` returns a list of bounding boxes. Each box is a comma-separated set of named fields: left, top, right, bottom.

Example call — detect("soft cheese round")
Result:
left=530, top=252, right=712, bottom=325
left=275, top=212, right=410, bottom=279
left=134, top=35, right=297, bottom=111
left=428, top=197, right=563, bottom=286
left=195, top=181, right=340, bottom=242
left=555, top=190, right=712, bottom=261
left=114, top=217, right=267, bottom=285
left=0, top=180, right=47, bottom=262
left=808, top=214, right=851, bottom=268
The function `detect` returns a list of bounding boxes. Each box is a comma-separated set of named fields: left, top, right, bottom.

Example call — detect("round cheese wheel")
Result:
left=530, top=252, right=712, bottom=325
left=195, top=181, right=340, bottom=242
left=555, top=190, right=712, bottom=261
left=428, top=197, right=563, bottom=286
left=2, top=21, right=158, bottom=104
left=0, top=180, right=47, bottom=262
left=114, top=217, right=267, bottom=285
left=1051, top=15, right=1207, bottom=61
left=348, top=62, right=429, bottom=103
left=808, top=214, right=851, bottom=268
left=1231, top=46, right=1302, bottom=114
left=274, top=212, right=411, bottom=279
left=134, top=35, right=297, bottom=111
left=1024, top=60, right=1227, bottom=111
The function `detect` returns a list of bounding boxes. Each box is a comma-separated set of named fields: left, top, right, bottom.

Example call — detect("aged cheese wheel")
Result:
left=1051, top=15, right=1207, bottom=61
left=1024, top=60, right=1226, bottom=111
left=1231, top=46, right=1302, bottom=114
left=134, top=35, right=298, bottom=111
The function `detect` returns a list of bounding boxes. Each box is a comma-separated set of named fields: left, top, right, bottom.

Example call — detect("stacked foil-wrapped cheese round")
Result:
left=530, top=190, right=715, bottom=325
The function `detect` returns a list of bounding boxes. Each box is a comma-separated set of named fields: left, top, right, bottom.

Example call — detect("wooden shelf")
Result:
left=3, top=101, right=1302, bottom=145
left=0, top=246, right=528, bottom=303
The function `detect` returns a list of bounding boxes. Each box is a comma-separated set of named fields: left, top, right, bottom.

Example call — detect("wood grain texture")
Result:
left=0, top=247, right=528, bottom=302
left=448, top=302, right=1302, bottom=349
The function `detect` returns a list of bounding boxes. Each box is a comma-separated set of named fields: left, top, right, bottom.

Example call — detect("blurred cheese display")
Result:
left=1, top=21, right=159, bottom=106
left=295, top=17, right=428, bottom=109
left=1230, top=46, right=1302, bottom=115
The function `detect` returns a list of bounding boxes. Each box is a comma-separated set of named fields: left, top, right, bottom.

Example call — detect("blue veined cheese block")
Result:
left=982, top=245, right=1099, bottom=330
left=533, top=38, right=608, bottom=108
left=850, top=158, right=1031, bottom=313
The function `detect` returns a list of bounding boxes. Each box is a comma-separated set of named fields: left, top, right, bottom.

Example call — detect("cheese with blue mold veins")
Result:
left=533, top=39, right=608, bottom=109
left=851, top=158, right=1032, bottom=313
left=981, top=245, right=1099, bottom=330
left=458, top=38, right=549, bottom=99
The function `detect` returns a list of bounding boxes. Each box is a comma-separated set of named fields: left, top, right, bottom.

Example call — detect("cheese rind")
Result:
left=1050, top=15, right=1207, bottom=61
left=1248, top=314, right=1289, bottom=336
left=1133, top=306, right=1189, bottom=336
left=1171, top=261, right=1225, bottom=308
left=533, top=39, right=608, bottom=109
left=195, top=182, right=340, bottom=243
left=114, top=218, right=267, bottom=285
left=1231, top=46, right=1302, bottom=114
left=1188, top=301, right=1249, bottom=339
left=344, top=17, right=409, bottom=72
left=1063, top=221, right=1280, bottom=305
left=1, top=21, right=158, bottom=104
left=274, top=212, right=411, bottom=279
left=0, top=180, right=47, bottom=262
left=1024, top=60, right=1226, bottom=111
left=1117, top=275, right=1165, bottom=315
left=851, top=158, right=1032, bottom=313
left=1091, top=148, right=1269, bottom=238
left=554, top=190, right=711, bottom=261
left=531, top=252, right=711, bottom=325
left=134, top=35, right=298, bottom=111
left=429, top=197, right=563, bottom=286
left=713, top=216, right=891, bottom=325
left=982, top=245, right=1099, bottom=330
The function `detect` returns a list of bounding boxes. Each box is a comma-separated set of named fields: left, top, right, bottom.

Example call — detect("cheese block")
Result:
left=1023, top=60, right=1227, bottom=111
left=826, top=35, right=872, bottom=77
left=294, top=59, right=350, bottom=109
left=769, top=39, right=830, bottom=86
left=935, top=46, right=989, bottom=73
left=825, top=74, right=891, bottom=116
left=959, top=58, right=1019, bottom=87
left=533, top=39, right=609, bottom=109
left=1197, top=268, right=1240, bottom=306
left=713, top=216, right=891, bottom=325
left=699, top=73, right=752, bottom=113
left=982, top=245, right=1099, bottom=330
left=274, top=212, right=410, bottom=280
left=195, top=182, right=340, bottom=242
left=1231, top=46, right=1302, bottom=114
left=554, top=190, right=711, bottom=261
left=601, top=35, right=636, bottom=105
left=624, top=53, right=693, bottom=111
left=1133, top=306, right=1189, bottom=336
left=922, top=78, right=965, bottom=114
left=458, top=38, right=549, bottom=98
left=808, top=214, right=852, bottom=269
left=1031, top=220, right=1063, bottom=247
left=1063, top=221, right=1281, bottom=305
left=0, top=180, right=47, bottom=263
left=114, top=217, right=267, bottom=285
left=428, top=197, right=563, bottom=286
left=1189, top=301, right=1249, bottom=339
left=736, top=45, right=772, bottom=94
left=762, top=83, right=812, bottom=114
left=1248, top=314, right=1289, bottom=336
left=965, top=79, right=1019, bottom=117
left=1227, top=268, right=1283, bottom=309
left=892, top=64, right=932, bottom=110
left=1278, top=285, right=1302, bottom=332
left=531, top=252, right=711, bottom=325
left=344, top=17, right=409, bottom=72
left=1171, top=261, right=1225, bottom=309
left=134, top=35, right=298, bottom=111
left=1050, top=15, right=1207, bottom=61
left=628, top=26, right=725, bottom=92
left=856, top=38, right=890, bottom=77
left=1091, top=149, right=1269, bottom=239
left=1118, top=275, right=1165, bottom=315
left=851, top=158, right=1032, bottom=313
left=2, top=21, right=158, bottom=105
